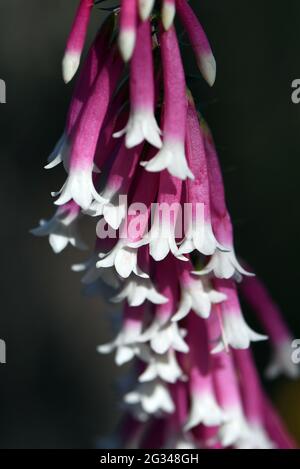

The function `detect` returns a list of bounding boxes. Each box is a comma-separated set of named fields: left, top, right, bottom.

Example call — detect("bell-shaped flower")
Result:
left=124, top=379, right=175, bottom=417
left=144, top=172, right=186, bottom=261
left=97, top=167, right=159, bottom=278
left=31, top=201, right=86, bottom=253
left=138, top=348, right=184, bottom=384
left=172, top=260, right=226, bottom=321
left=54, top=50, right=123, bottom=210
left=201, top=123, right=253, bottom=279
left=97, top=304, right=147, bottom=366
left=112, top=276, right=168, bottom=307
left=47, top=17, right=114, bottom=169
left=184, top=313, right=225, bottom=431
left=89, top=143, right=142, bottom=229
left=211, top=279, right=267, bottom=352
left=141, top=26, right=193, bottom=180
left=179, top=102, right=220, bottom=256
left=114, top=21, right=162, bottom=149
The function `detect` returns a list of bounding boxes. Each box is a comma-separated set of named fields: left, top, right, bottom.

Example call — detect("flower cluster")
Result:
left=32, top=0, right=298, bottom=449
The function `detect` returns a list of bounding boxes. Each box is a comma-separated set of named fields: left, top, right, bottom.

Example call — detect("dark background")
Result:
left=0, top=0, right=299, bottom=448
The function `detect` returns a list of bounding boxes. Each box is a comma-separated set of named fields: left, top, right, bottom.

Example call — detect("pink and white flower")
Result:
left=184, top=314, right=225, bottom=430
left=47, top=16, right=113, bottom=169
left=211, top=279, right=267, bottom=352
left=111, top=246, right=168, bottom=306
left=138, top=348, right=184, bottom=384
left=35, top=1, right=297, bottom=450
left=137, top=0, right=155, bottom=21
left=161, top=0, right=176, bottom=31
left=31, top=201, right=86, bottom=253
left=97, top=304, right=147, bottom=366
left=141, top=26, right=193, bottom=180
left=124, top=379, right=175, bottom=417
left=179, top=101, right=219, bottom=256
left=62, top=0, right=93, bottom=83
left=172, top=260, right=226, bottom=321
left=114, top=20, right=162, bottom=149
left=145, top=172, right=185, bottom=261
left=176, top=0, right=216, bottom=86
left=200, top=124, right=254, bottom=279
left=92, top=142, right=142, bottom=229
left=118, top=0, right=137, bottom=62
left=96, top=167, right=159, bottom=278
left=54, top=50, right=123, bottom=210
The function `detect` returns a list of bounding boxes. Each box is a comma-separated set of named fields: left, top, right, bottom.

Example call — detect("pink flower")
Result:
left=141, top=25, right=194, bottom=180
left=34, top=3, right=297, bottom=450
left=54, top=49, right=123, bottom=210
left=179, top=100, right=219, bottom=256
left=176, top=0, right=216, bottom=86
left=47, top=16, right=114, bottom=170
left=118, top=0, right=137, bottom=62
left=199, top=123, right=254, bottom=279
left=31, top=200, right=87, bottom=253
left=62, top=0, right=94, bottom=83
left=211, top=278, right=267, bottom=352
left=161, top=0, right=176, bottom=31
left=114, top=20, right=162, bottom=149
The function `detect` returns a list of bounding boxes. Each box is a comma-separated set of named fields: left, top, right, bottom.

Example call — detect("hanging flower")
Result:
left=33, top=0, right=298, bottom=450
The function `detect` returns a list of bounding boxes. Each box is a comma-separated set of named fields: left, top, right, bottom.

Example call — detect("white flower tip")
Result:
left=62, top=51, right=81, bottom=84
left=44, top=154, right=62, bottom=170
left=161, top=3, right=176, bottom=31
left=184, top=393, right=225, bottom=431
left=197, top=53, right=217, bottom=87
left=118, top=30, right=136, bottom=62
left=142, top=142, right=194, bottom=180
left=138, top=0, right=155, bottom=20
left=54, top=169, right=107, bottom=211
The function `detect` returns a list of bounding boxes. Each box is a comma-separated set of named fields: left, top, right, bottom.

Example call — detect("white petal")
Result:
left=142, top=141, right=194, bottom=180
left=138, top=0, right=155, bottom=20
left=54, top=167, right=107, bottom=210
left=161, top=1, right=176, bottom=31
left=62, top=51, right=80, bottom=83
left=118, top=30, right=136, bottom=62
left=184, top=392, right=225, bottom=431
left=196, top=52, right=217, bottom=87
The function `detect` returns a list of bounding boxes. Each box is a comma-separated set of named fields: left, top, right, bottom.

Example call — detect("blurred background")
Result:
left=0, top=0, right=300, bottom=448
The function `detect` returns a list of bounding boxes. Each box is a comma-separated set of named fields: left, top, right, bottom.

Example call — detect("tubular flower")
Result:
left=32, top=1, right=298, bottom=450
left=62, top=0, right=94, bottom=83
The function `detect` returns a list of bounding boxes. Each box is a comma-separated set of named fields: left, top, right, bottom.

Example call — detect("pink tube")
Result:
left=66, top=16, right=113, bottom=132
left=119, top=0, right=137, bottom=61
left=63, top=0, right=94, bottom=82
left=176, top=0, right=216, bottom=86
